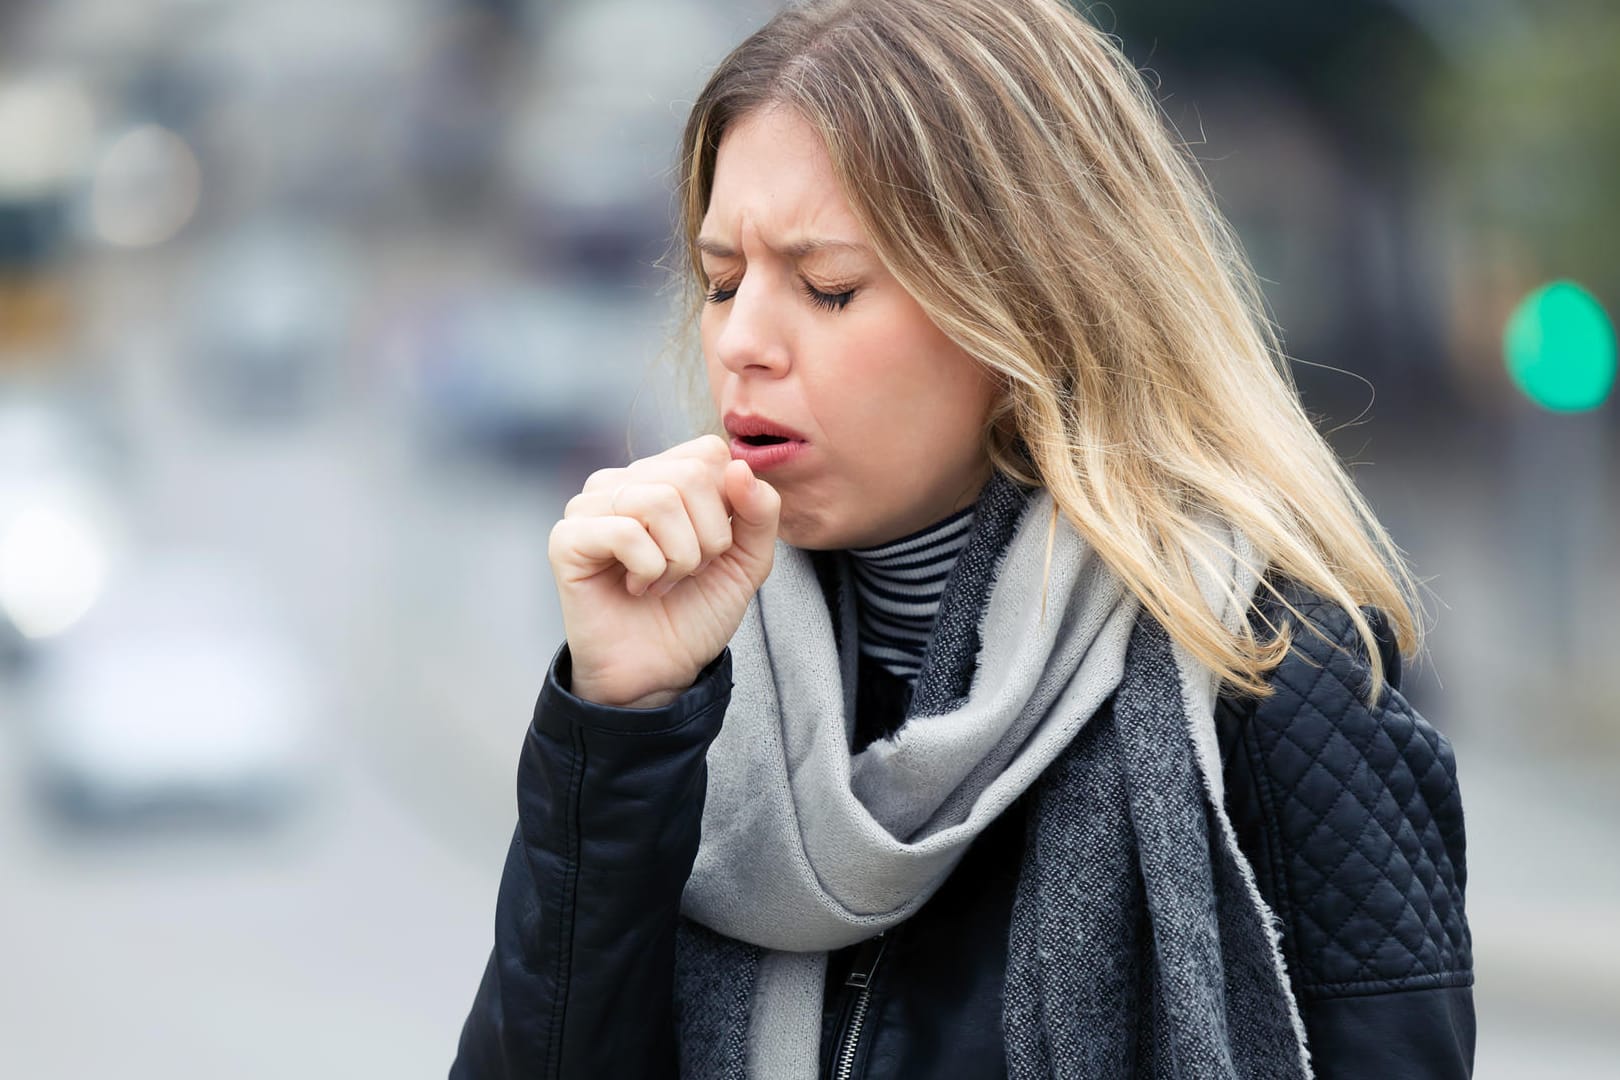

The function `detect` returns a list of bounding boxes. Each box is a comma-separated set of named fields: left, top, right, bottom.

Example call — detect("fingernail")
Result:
left=697, top=560, right=712, bottom=574
left=651, top=580, right=676, bottom=597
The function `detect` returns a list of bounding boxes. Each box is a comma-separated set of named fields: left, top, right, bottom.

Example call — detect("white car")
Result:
left=25, top=556, right=319, bottom=823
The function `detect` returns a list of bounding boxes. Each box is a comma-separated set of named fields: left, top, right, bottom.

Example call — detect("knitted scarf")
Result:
left=672, top=474, right=1313, bottom=1078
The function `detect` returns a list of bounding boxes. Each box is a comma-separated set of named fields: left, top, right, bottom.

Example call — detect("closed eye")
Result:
left=702, top=279, right=857, bottom=313
left=800, top=280, right=855, bottom=312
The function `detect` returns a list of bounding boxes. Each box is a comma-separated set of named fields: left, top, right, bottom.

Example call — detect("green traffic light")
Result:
left=1504, top=281, right=1616, bottom=412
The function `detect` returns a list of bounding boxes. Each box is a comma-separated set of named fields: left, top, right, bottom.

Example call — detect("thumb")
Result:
left=724, top=459, right=781, bottom=581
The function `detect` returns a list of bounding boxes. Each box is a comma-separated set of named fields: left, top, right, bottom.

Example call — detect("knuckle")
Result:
left=547, top=519, right=576, bottom=557
left=670, top=456, right=708, bottom=486
left=616, top=482, right=677, bottom=519
left=701, top=523, right=734, bottom=553
left=649, top=481, right=685, bottom=512
left=581, top=467, right=621, bottom=493
left=675, top=529, right=705, bottom=562
left=644, top=545, right=671, bottom=574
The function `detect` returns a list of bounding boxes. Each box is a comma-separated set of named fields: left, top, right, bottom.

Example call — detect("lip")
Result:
left=723, top=411, right=810, bottom=473
left=723, top=411, right=808, bottom=441
left=729, top=436, right=808, bottom=472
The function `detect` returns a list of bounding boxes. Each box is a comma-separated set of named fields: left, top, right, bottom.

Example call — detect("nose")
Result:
left=712, top=272, right=792, bottom=379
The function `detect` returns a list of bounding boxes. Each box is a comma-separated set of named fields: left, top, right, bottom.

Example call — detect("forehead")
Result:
left=701, top=107, right=865, bottom=244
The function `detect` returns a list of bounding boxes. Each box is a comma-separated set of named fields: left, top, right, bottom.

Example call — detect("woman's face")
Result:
left=699, top=106, right=997, bottom=550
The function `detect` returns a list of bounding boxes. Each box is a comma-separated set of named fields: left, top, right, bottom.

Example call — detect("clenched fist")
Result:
left=548, top=434, right=781, bottom=708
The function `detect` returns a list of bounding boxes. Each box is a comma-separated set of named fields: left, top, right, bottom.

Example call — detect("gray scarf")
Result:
left=673, top=475, right=1313, bottom=1078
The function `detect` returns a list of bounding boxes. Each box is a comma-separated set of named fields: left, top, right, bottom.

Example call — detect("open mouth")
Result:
left=726, top=419, right=809, bottom=471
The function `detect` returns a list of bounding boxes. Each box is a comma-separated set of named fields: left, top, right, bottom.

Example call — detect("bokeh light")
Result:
left=0, top=74, right=96, bottom=200
left=1505, top=280, right=1617, bottom=412
left=0, top=500, right=111, bottom=639
left=89, top=124, right=203, bottom=249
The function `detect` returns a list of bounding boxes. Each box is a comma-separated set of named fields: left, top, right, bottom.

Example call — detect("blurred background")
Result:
left=0, top=0, right=1613, bottom=1076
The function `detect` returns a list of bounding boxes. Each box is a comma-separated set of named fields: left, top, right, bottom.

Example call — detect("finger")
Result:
left=579, top=465, right=629, bottom=496
left=586, top=435, right=728, bottom=492
left=548, top=515, right=668, bottom=595
left=569, top=477, right=717, bottom=572
left=571, top=438, right=731, bottom=563
left=649, top=454, right=733, bottom=566
left=563, top=489, right=613, bottom=519
left=651, top=432, right=731, bottom=470
left=683, top=476, right=734, bottom=569
left=592, top=452, right=731, bottom=563
left=722, top=459, right=781, bottom=583
left=630, top=437, right=729, bottom=497
left=605, top=482, right=704, bottom=590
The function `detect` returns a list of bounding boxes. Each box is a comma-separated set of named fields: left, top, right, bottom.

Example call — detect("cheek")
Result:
left=831, top=315, right=992, bottom=435
left=699, top=320, right=724, bottom=401
left=940, top=354, right=998, bottom=425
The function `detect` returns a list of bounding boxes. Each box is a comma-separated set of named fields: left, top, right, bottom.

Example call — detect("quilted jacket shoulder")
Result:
left=1216, top=583, right=1474, bottom=1002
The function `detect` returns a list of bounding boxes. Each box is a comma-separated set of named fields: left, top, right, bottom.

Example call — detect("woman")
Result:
left=452, top=0, right=1474, bottom=1077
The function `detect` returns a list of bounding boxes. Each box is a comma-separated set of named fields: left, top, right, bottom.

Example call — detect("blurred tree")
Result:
left=1089, top=0, right=1457, bottom=423
left=1426, top=0, right=1620, bottom=331
left=1099, top=0, right=1446, bottom=156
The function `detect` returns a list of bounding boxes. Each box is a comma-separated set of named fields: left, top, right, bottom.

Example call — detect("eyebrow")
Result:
left=695, top=236, right=869, bottom=259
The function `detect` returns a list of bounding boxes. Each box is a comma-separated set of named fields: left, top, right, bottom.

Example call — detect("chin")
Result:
left=775, top=514, right=829, bottom=552
left=775, top=501, right=853, bottom=552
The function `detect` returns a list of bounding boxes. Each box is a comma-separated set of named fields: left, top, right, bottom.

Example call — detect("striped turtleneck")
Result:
left=848, top=506, right=976, bottom=682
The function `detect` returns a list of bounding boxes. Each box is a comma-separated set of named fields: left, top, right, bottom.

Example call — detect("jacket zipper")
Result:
left=831, top=932, right=888, bottom=1080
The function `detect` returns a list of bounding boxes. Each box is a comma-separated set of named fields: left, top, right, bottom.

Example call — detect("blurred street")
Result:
left=0, top=1, right=1616, bottom=1077
left=0, top=272, right=1614, bottom=1075
left=0, top=237, right=581, bottom=1075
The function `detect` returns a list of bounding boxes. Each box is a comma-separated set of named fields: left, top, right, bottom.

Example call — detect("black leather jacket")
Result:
left=451, top=587, right=1474, bottom=1078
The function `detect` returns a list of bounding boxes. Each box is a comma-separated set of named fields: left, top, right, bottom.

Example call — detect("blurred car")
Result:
left=398, top=281, right=661, bottom=469
left=501, top=0, right=739, bottom=280
left=24, top=556, right=318, bottom=825
left=182, top=221, right=355, bottom=424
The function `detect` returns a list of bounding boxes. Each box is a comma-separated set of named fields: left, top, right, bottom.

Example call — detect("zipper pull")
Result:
left=844, top=932, right=888, bottom=989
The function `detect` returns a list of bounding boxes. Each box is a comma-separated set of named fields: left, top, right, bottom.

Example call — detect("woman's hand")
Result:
left=548, top=434, right=781, bottom=708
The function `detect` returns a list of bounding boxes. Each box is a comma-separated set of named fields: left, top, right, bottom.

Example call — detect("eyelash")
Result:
left=704, top=280, right=857, bottom=312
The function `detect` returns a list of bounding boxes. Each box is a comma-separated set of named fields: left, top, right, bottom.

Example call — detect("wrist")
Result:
left=569, top=679, right=684, bottom=710
left=539, top=645, right=733, bottom=737
left=612, top=688, right=683, bottom=709
left=566, top=664, right=693, bottom=711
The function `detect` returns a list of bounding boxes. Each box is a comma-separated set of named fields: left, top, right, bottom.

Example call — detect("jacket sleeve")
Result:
left=1218, top=591, right=1475, bottom=1080
left=450, top=644, right=732, bottom=1080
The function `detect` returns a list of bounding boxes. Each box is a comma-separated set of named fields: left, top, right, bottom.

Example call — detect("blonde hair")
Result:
left=669, top=0, right=1423, bottom=699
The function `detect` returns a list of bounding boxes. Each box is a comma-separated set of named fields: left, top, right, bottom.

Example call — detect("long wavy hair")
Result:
left=667, top=0, right=1423, bottom=699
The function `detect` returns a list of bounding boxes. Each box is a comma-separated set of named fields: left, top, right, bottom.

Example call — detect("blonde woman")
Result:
left=451, top=1, right=1473, bottom=1077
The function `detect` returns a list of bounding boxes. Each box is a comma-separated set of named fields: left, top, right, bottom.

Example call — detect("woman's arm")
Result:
left=450, top=645, right=732, bottom=1080
left=1219, top=589, right=1475, bottom=1079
